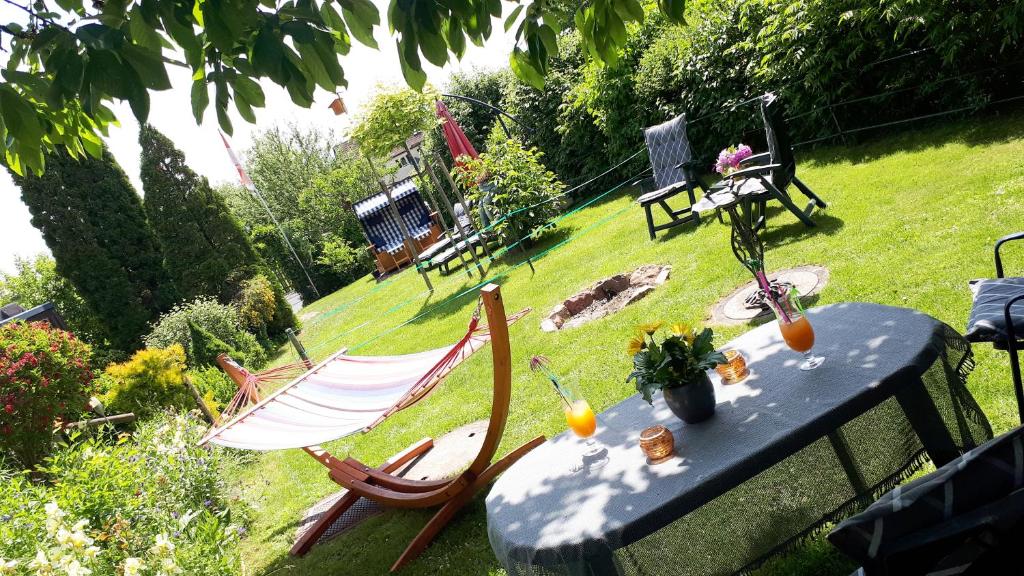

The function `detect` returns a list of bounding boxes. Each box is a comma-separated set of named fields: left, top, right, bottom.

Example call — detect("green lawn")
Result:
left=225, top=110, right=1024, bottom=576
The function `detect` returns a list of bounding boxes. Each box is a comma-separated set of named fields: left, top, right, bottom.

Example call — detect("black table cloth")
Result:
left=486, top=303, right=992, bottom=575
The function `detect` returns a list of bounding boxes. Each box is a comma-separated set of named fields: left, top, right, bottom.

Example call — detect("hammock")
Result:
left=199, top=306, right=530, bottom=451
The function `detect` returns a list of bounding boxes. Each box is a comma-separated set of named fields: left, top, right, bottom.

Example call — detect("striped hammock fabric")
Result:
left=199, top=308, right=529, bottom=451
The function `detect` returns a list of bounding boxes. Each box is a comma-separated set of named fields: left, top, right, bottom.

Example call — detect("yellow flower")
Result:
left=626, top=335, right=645, bottom=356
left=671, top=323, right=695, bottom=344
left=637, top=321, right=663, bottom=335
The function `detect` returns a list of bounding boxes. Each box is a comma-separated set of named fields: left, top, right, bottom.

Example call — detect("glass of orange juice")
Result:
left=530, top=356, right=607, bottom=470
left=768, top=286, right=824, bottom=370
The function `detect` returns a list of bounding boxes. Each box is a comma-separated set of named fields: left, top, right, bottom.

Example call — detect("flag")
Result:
left=219, top=131, right=255, bottom=190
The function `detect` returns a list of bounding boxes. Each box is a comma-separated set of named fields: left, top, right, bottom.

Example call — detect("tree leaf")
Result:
left=120, top=44, right=171, bottom=90
left=232, top=76, right=265, bottom=108
left=504, top=5, right=523, bottom=32
left=341, top=4, right=378, bottom=49
left=509, top=47, right=544, bottom=90
left=396, top=38, right=426, bottom=91
left=190, top=78, right=209, bottom=124
left=0, top=86, right=44, bottom=145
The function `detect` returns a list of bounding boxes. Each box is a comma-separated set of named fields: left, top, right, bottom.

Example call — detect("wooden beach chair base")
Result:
left=217, top=284, right=544, bottom=571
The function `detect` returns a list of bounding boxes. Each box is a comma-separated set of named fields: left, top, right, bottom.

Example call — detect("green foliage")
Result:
left=98, top=345, right=193, bottom=420
left=0, top=412, right=243, bottom=575
left=0, top=255, right=107, bottom=347
left=232, top=275, right=277, bottom=337
left=627, top=322, right=727, bottom=404
left=225, top=124, right=370, bottom=301
left=10, top=147, right=176, bottom=351
left=350, top=87, right=440, bottom=159
left=187, top=322, right=244, bottom=371
left=317, top=235, right=366, bottom=277
left=139, top=125, right=268, bottom=306
left=433, top=69, right=511, bottom=156
left=187, top=367, right=238, bottom=412
left=454, top=131, right=564, bottom=242
left=143, top=298, right=267, bottom=370
left=0, top=321, right=93, bottom=469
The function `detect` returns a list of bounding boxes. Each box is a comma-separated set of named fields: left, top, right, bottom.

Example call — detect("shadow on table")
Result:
left=487, top=305, right=958, bottom=576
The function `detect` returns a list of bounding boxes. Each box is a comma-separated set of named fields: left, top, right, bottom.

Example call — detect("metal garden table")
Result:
left=486, top=303, right=992, bottom=576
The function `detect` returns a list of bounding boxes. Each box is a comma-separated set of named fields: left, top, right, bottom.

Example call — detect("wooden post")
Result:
left=432, top=152, right=491, bottom=260
left=365, top=155, right=433, bottom=291
left=422, top=154, right=483, bottom=276
left=404, top=142, right=473, bottom=276
left=62, top=413, right=136, bottom=430
left=287, top=328, right=314, bottom=370
left=183, top=374, right=217, bottom=424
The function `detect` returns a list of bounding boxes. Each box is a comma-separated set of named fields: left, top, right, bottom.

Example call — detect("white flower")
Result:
left=28, top=550, right=51, bottom=573
left=0, top=559, right=18, bottom=574
left=123, top=558, right=144, bottom=576
left=82, top=546, right=100, bottom=560
left=159, top=557, right=182, bottom=575
left=56, top=527, right=73, bottom=546
left=150, top=532, right=175, bottom=556
left=63, top=559, right=91, bottom=576
left=45, top=502, right=64, bottom=519
left=69, top=529, right=93, bottom=549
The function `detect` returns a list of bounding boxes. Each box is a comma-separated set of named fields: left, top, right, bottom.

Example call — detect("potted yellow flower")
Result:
left=626, top=322, right=727, bottom=423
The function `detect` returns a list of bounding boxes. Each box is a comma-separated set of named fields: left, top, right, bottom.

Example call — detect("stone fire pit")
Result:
left=541, top=265, right=671, bottom=332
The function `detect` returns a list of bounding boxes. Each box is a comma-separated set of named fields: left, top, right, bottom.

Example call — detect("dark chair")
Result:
left=721, top=92, right=827, bottom=231
left=636, top=115, right=706, bottom=240
left=965, top=231, right=1024, bottom=423
left=829, top=424, right=1024, bottom=576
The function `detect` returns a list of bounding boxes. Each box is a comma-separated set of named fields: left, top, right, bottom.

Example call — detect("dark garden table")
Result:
left=486, top=303, right=992, bottom=576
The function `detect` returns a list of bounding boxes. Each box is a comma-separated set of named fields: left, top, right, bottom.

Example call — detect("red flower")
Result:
left=3, top=404, right=12, bottom=414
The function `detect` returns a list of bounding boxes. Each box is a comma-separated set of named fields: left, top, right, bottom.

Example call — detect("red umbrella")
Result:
left=436, top=100, right=479, bottom=170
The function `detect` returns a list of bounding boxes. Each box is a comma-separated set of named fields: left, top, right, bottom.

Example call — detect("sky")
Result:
left=0, top=1, right=517, bottom=274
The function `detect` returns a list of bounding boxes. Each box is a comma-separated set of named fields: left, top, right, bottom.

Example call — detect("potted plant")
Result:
left=626, top=322, right=727, bottom=423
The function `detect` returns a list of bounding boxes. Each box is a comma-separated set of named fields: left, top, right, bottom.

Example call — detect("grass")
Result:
left=225, top=109, right=1024, bottom=576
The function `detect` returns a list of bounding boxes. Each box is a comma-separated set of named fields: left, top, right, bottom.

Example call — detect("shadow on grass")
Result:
left=761, top=210, right=846, bottom=249
left=801, top=104, right=1024, bottom=168
left=256, top=495, right=504, bottom=576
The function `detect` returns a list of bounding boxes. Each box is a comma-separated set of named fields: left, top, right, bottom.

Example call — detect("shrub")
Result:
left=98, top=346, right=193, bottom=420
left=144, top=298, right=267, bottom=369
left=454, top=131, right=565, bottom=244
left=0, top=321, right=93, bottom=469
left=233, top=275, right=277, bottom=336
left=0, top=411, right=244, bottom=575
left=187, top=367, right=238, bottom=420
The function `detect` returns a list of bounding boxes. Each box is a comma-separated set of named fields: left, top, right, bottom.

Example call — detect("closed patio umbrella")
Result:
left=436, top=100, right=479, bottom=168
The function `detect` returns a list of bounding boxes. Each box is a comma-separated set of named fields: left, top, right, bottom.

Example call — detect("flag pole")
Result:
left=219, top=132, right=321, bottom=299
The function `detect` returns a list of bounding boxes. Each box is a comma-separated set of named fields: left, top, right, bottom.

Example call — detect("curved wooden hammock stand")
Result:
left=216, top=284, right=544, bottom=572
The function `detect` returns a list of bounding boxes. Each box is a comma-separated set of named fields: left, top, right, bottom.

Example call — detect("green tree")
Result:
left=0, top=254, right=106, bottom=345
left=0, top=0, right=679, bottom=175
left=9, top=148, right=176, bottom=351
left=351, top=87, right=440, bottom=159
left=139, top=124, right=259, bottom=301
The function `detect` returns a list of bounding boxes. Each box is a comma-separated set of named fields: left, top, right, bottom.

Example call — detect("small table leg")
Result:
left=828, top=429, right=869, bottom=494
left=896, top=378, right=962, bottom=467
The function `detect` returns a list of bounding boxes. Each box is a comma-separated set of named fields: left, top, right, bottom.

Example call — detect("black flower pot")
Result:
left=662, top=373, right=716, bottom=424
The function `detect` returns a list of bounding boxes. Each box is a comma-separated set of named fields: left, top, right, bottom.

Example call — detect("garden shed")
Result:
left=353, top=178, right=441, bottom=275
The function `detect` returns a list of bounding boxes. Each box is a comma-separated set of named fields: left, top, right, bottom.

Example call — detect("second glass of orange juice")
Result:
left=770, top=286, right=824, bottom=371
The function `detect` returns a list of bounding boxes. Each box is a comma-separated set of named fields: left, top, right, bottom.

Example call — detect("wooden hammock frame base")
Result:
left=217, top=284, right=543, bottom=572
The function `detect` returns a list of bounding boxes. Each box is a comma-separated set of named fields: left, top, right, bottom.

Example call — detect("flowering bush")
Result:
left=714, top=144, right=754, bottom=176
left=0, top=412, right=245, bottom=575
left=0, top=321, right=93, bottom=469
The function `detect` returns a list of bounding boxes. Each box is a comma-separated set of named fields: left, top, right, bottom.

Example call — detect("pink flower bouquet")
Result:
left=714, top=144, right=753, bottom=176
